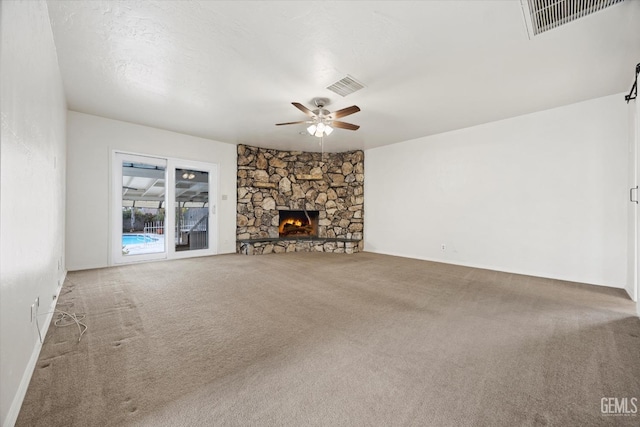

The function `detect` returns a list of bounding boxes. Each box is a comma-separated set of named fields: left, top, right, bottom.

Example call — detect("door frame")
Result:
left=168, top=158, right=218, bottom=259
left=111, top=152, right=169, bottom=265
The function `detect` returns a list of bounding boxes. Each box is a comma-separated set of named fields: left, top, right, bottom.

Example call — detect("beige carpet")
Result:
left=16, top=252, right=640, bottom=426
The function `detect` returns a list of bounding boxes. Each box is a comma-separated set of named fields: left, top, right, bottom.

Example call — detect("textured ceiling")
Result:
left=46, top=0, right=640, bottom=152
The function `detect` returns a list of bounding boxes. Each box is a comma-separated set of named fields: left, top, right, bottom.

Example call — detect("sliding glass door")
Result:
left=175, top=168, right=209, bottom=252
left=112, top=153, right=217, bottom=264
left=113, top=153, right=167, bottom=263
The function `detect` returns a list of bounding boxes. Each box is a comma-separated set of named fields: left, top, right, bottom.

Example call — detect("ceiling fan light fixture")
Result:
left=280, top=99, right=360, bottom=138
left=308, top=122, right=334, bottom=138
left=307, top=124, right=317, bottom=135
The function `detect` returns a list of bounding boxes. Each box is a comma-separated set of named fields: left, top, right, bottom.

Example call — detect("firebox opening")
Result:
left=278, top=210, right=319, bottom=237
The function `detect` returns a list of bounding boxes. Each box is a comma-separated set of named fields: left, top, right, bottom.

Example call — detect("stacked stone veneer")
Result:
left=236, top=144, right=364, bottom=254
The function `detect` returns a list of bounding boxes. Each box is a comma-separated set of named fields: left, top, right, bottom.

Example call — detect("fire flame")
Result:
left=279, top=218, right=304, bottom=233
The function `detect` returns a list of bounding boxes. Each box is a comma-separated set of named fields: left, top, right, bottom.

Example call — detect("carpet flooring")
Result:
left=16, top=252, right=640, bottom=426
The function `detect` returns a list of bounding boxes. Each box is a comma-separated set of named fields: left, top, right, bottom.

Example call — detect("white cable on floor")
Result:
left=35, top=313, right=43, bottom=344
left=36, top=301, right=88, bottom=343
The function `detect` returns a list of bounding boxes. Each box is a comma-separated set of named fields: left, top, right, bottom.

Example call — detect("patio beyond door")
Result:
left=112, top=152, right=217, bottom=265
left=174, top=167, right=210, bottom=253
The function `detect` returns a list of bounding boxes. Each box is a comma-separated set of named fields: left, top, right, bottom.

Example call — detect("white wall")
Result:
left=0, top=1, right=68, bottom=426
left=627, top=100, right=638, bottom=303
left=634, top=98, right=640, bottom=316
left=66, top=112, right=237, bottom=270
left=365, top=94, right=628, bottom=288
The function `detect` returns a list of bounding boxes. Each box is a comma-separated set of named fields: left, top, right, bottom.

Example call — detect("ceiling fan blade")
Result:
left=275, top=121, right=309, bottom=126
left=331, top=121, right=360, bottom=131
left=292, top=102, right=317, bottom=118
left=330, top=105, right=360, bottom=119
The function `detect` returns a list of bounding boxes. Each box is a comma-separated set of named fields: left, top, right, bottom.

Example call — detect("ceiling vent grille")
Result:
left=524, top=0, right=624, bottom=36
left=326, top=75, right=365, bottom=97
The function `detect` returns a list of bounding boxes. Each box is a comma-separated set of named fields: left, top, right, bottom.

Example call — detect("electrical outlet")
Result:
left=441, top=244, right=446, bottom=251
left=30, top=297, right=40, bottom=323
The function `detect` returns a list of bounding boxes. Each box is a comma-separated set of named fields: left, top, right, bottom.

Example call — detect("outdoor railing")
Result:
left=142, top=221, right=165, bottom=246
left=175, top=215, right=208, bottom=250
left=137, top=217, right=208, bottom=250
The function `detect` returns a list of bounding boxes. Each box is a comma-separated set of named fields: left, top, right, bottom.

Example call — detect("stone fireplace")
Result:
left=236, top=144, right=364, bottom=254
left=278, top=210, right=319, bottom=238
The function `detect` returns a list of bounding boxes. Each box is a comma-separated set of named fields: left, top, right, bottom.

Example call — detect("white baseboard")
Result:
left=3, top=271, right=65, bottom=427
left=363, top=249, right=623, bottom=289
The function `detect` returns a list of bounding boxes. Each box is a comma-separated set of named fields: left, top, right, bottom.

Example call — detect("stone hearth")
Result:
left=236, top=144, right=364, bottom=254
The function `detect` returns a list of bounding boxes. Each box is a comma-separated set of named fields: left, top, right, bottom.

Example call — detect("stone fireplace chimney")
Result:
left=236, top=145, right=364, bottom=254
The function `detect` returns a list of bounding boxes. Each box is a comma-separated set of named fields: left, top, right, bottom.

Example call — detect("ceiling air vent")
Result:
left=523, top=0, right=624, bottom=36
left=326, top=75, right=365, bottom=97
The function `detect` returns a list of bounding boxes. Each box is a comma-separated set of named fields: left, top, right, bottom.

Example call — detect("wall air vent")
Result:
left=326, top=75, right=365, bottom=97
left=523, top=0, right=624, bottom=36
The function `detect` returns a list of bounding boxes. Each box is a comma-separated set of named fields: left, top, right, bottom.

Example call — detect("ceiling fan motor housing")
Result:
left=313, top=108, right=331, bottom=118
left=312, top=97, right=330, bottom=109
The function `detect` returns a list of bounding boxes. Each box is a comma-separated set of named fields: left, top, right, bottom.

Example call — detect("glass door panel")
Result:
left=114, top=153, right=168, bottom=263
left=175, top=168, right=209, bottom=252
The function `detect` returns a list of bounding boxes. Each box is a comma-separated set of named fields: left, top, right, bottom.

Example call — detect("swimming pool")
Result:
left=122, top=234, right=159, bottom=245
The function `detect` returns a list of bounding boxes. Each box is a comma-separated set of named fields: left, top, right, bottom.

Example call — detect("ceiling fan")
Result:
left=275, top=98, right=360, bottom=137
